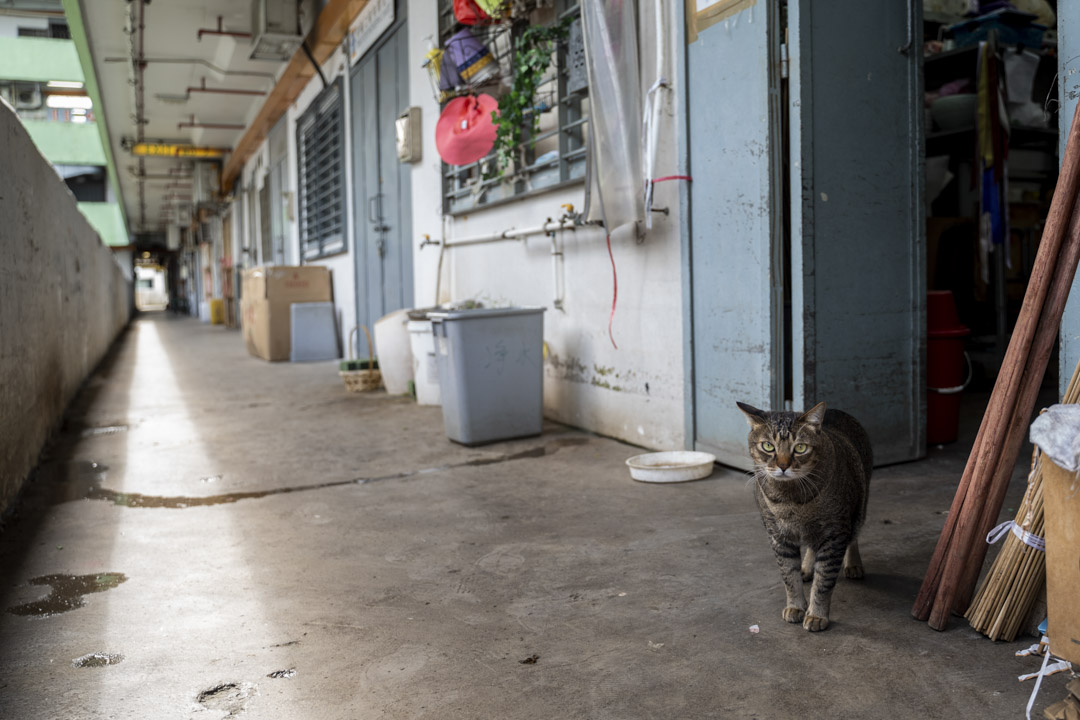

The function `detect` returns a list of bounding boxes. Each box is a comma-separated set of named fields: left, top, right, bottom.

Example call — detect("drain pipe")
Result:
left=422, top=217, right=577, bottom=309
left=435, top=219, right=576, bottom=248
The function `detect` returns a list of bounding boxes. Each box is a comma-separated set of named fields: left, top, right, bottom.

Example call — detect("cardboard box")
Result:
left=240, top=266, right=333, bottom=361
left=1043, top=456, right=1080, bottom=665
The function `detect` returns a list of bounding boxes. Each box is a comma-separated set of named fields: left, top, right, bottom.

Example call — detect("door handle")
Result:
left=367, top=194, right=383, bottom=224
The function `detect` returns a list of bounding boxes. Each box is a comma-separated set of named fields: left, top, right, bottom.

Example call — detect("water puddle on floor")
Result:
left=7, top=572, right=128, bottom=617
left=48, top=436, right=593, bottom=510
left=72, top=652, right=124, bottom=668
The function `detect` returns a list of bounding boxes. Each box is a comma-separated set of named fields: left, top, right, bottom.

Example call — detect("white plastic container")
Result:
left=408, top=319, right=441, bottom=405
left=373, top=309, right=413, bottom=395
left=625, top=451, right=717, bottom=483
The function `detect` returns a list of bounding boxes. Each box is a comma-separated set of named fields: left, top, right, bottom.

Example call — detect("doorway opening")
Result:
left=921, top=4, right=1060, bottom=444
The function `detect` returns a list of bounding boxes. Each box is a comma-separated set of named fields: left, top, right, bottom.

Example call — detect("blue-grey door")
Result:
left=686, top=0, right=924, bottom=469
left=351, top=13, right=412, bottom=341
left=687, top=1, right=786, bottom=469
left=789, top=0, right=925, bottom=465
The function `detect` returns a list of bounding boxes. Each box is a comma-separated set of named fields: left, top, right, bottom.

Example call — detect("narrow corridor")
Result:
left=0, top=314, right=1064, bottom=718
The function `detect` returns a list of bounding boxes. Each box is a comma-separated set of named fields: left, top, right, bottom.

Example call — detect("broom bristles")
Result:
left=964, top=361, right=1074, bottom=642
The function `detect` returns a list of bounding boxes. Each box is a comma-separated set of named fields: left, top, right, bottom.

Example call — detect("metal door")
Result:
left=351, top=16, right=412, bottom=340
left=789, top=0, right=925, bottom=464
left=687, top=1, right=786, bottom=469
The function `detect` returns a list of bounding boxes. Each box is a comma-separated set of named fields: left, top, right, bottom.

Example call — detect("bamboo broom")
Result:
left=964, top=360, right=1080, bottom=641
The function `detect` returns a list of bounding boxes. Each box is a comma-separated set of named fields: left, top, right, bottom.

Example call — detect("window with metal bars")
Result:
left=437, top=0, right=587, bottom=215
left=296, top=78, right=346, bottom=260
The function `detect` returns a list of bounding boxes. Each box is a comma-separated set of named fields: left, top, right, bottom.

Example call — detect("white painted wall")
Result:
left=236, top=45, right=358, bottom=350
left=406, top=0, right=686, bottom=449
left=0, top=16, right=48, bottom=38
left=230, top=4, right=687, bottom=448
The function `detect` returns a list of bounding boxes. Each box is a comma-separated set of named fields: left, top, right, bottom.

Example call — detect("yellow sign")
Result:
left=131, top=142, right=228, bottom=159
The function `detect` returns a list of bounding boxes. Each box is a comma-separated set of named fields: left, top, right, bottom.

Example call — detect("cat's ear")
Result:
left=736, top=402, right=768, bottom=427
left=800, top=401, right=827, bottom=428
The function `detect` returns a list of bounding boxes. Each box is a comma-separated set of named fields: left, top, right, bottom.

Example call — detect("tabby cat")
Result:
left=736, top=401, right=873, bottom=632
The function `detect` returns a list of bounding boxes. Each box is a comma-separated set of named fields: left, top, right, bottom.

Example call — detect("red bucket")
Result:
left=927, top=291, right=970, bottom=445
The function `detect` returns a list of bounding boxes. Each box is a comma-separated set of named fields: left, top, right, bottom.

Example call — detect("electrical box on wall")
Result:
left=396, top=107, right=421, bottom=163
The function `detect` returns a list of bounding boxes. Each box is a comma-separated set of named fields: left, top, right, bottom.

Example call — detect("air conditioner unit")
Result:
left=250, top=0, right=314, bottom=61
left=13, top=82, right=43, bottom=111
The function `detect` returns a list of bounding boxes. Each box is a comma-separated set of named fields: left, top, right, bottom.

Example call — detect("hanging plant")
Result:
left=490, top=17, right=571, bottom=177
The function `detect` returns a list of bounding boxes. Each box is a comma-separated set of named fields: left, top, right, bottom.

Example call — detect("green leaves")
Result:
left=489, top=18, right=571, bottom=178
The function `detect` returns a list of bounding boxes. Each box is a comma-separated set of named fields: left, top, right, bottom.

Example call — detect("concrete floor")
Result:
left=0, top=313, right=1071, bottom=719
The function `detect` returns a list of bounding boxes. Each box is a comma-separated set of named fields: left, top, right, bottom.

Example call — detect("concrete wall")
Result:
left=0, top=101, right=131, bottom=518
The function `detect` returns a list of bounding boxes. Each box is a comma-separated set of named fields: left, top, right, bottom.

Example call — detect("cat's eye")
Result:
left=794, top=443, right=809, bottom=454
left=761, top=441, right=775, bottom=452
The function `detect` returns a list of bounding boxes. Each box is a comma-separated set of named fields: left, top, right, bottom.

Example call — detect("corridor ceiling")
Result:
left=74, top=0, right=287, bottom=234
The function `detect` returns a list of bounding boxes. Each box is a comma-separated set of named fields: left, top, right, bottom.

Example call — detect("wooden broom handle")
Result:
left=914, top=95, right=1080, bottom=627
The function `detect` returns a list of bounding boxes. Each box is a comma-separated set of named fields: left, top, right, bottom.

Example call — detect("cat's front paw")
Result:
left=802, top=614, right=830, bottom=632
left=843, top=564, right=864, bottom=579
left=782, top=606, right=805, bottom=623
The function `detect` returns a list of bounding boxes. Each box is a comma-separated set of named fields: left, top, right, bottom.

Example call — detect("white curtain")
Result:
left=581, top=0, right=644, bottom=235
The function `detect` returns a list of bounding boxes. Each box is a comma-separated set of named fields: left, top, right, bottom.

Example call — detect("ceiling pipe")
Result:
left=188, top=77, right=266, bottom=97
left=134, top=0, right=147, bottom=230
left=132, top=174, right=194, bottom=180
left=178, top=115, right=245, bottom=131
left=197, top=16, right=252, bottom=41
left=104, top=56, right=276, bottom=80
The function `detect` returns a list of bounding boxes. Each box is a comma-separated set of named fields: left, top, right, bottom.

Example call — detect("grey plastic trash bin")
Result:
left=429, top=307, right=545, bottom=445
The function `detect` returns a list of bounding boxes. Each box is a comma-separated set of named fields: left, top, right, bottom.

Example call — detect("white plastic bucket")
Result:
left=373, top=309, right=413, bottom=395
left=407, top=319, right=441, bottom=405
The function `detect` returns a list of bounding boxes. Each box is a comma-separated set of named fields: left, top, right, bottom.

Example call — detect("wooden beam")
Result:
left=221, top=0, right=370, bottom=193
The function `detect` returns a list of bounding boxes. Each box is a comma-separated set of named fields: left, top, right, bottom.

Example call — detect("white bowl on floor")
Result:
left=625, top=451, right=717, bottom=483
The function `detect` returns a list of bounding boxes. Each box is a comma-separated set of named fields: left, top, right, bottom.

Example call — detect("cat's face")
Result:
left=737, top=402, right=827, bottom=481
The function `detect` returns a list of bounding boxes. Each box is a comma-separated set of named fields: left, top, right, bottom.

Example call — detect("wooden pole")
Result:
left=952, top=198, right=1080, bottom=616
left=914, top=97, right=1080, bottom=629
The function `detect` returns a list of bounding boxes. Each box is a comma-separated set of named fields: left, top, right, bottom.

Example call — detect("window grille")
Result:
left=296, top=77, right=346, bottom=260
left=437, top=0, right=587, bottom=215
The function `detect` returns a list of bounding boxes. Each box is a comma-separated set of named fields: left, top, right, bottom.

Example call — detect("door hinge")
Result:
left=780, top=43, right=789, bottom=79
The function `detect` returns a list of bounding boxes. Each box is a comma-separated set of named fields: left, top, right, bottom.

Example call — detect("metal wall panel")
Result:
left=687, top=1, right=785, bottom=469
left=350, top=13, right=410, bottom=342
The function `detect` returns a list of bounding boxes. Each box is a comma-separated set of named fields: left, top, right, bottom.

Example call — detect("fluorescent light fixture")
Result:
left=71, top=115, right=88, bottom=124
left=47, top=80, right=84, bottom=89
left=45, top=94, right=92, bottom=110
left=71, top=108, right=87, bottom=115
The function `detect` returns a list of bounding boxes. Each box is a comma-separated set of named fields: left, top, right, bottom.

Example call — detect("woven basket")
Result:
left=340, top=326, right=382, bottom=393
